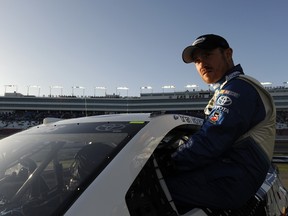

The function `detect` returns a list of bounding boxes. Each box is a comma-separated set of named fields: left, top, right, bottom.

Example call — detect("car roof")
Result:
left=43, top=113, right=153, bottom=125
left=42, top=113, right=204, bottom=128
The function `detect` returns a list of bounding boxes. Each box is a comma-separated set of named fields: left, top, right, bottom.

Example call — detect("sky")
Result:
left=0, top=1, right=287, bottom=97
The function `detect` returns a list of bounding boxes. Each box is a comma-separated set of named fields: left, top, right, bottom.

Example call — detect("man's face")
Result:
left=193, top=48, right=233, bottom=84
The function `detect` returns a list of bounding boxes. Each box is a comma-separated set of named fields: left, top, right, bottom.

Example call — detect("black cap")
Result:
left=182, top=34, right=230, bottom=63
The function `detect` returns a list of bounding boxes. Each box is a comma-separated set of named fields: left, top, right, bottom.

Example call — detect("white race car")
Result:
left=0, top=113, right=286, bottom=216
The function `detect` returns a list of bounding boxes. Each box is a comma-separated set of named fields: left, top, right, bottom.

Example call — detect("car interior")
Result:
left=125, top=124, right=267, bottom=216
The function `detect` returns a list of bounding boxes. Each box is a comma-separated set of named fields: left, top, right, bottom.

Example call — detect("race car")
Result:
left=0, top=113, right=286, bottom=216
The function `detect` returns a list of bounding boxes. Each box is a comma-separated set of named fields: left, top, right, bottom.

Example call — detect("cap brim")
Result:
left=182, top=46, right=199, bottom=63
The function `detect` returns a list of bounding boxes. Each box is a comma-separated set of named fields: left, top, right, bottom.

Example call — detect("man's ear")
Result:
left=226, top=48, right=233, bottom=59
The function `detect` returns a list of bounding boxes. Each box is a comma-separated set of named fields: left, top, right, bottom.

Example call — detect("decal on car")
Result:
left=95, top=123, right=126, bottom=131
left=173, top=115, right=203, bottom=125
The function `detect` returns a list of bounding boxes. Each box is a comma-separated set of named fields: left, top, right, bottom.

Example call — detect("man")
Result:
left=166, top=34, right=276, bottom=214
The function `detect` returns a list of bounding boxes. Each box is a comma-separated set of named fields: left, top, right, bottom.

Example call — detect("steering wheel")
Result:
left=11, top=158, right=49, bottom=204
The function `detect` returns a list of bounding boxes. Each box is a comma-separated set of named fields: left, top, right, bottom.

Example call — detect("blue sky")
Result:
left=0, top=1, right=287, bottom=97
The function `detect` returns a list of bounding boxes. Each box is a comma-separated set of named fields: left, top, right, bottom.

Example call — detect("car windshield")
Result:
left=0, top=121, right=147, bottom=216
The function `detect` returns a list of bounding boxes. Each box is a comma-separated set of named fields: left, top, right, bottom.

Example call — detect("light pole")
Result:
left=4, top=85, right=18, bottom=94
left=261, top=82, right=272, bottom=89
left=185, top=84, right=199, bottom=91
left=50, top=86, right=63, bottom=97
left=140, top=86, right=153, bottom=94
left=117, top=87, right=129, bottom=96
left=162, top=85, right=175, bottom=93
left=94, top=86, right=107, bottom=97
left=72, top=86, right=85, bottom=97
left=27, top=85, right=41, bottom=96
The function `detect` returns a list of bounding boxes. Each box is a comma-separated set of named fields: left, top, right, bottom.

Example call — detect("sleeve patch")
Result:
left=209, top=110, right=223, bottom=124
left=216, top=95, right=232, bottom=106
left=219, top=89, right=240, bottom=98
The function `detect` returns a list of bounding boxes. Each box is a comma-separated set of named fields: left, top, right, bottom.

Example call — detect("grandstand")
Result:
left=0, top=86, right=288, bottom=137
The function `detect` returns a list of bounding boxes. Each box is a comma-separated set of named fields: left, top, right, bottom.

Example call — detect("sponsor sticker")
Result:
left=208, top=110, right=224, bottom=124
left=173, top=115, right=204, bottom=125
left=216, top=95, right=232, bottom=106
left=214, top=105, right=229, bottom=113
left=95, top=123, right=126, bottom=131
left=129, top=121, right=145, bottom=124
left=219, top=90, right=240, bottom=98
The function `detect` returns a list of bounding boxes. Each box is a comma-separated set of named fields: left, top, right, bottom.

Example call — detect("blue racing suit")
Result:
left=166, top=64, right=276, bottom=213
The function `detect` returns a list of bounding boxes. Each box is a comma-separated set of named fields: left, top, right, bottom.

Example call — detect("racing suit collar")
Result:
left=211, top=64, right=244, bottom=90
